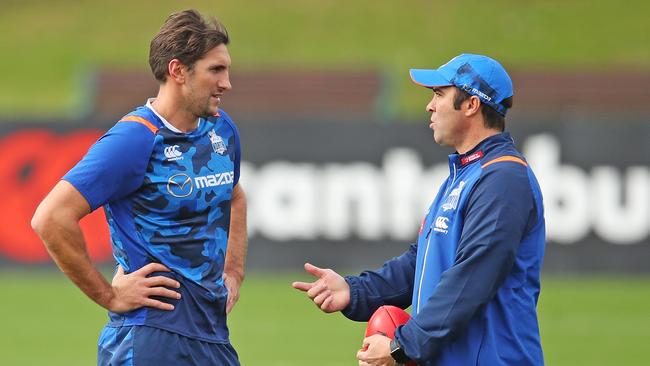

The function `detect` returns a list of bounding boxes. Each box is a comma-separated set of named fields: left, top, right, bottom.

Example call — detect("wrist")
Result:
left=99, top=285, right=119, bottom=311
left=223, top=269, right=244, bottom=283
left=389, top=338, right=409, bottom=364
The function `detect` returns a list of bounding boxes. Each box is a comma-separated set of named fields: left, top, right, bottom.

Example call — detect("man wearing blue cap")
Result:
left=293, top=54, right=546, bottom=365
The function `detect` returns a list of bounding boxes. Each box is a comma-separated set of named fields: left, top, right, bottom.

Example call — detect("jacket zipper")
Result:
left=416, top=161, right=457, bottom=313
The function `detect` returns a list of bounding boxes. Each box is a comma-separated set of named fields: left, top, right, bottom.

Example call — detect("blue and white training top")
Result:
left=63, top=101, right=241, bottom=343
left=343, top=132, right=546, bottom=365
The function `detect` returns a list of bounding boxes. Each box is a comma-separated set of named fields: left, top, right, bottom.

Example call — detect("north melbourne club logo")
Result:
left=167, top=173, right=193, bottom=198
left=442, top=181, right=466, bottom=212
left=208, top=130, right=227, bottom=155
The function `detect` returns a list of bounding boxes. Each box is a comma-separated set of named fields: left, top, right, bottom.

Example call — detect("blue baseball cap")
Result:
left=410, top=54, right=513, bottom=116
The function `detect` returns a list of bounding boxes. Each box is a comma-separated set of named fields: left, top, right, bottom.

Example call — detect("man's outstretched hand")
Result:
left=292, top=263, right=350, bottom=313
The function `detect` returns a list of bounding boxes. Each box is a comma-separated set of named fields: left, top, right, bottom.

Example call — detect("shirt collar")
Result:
left=145, top=98, right=201, bottom=133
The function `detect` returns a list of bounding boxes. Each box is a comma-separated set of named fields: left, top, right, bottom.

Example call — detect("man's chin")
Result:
left=198, top=107, right=218, bottom=119
left=433, top=134, right=447, bottom=147
left=208, top=103, right=221, bottom=116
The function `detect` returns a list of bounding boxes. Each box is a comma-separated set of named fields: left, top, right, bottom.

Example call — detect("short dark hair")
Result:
left=452, top=87, right=512, bottom=131
left=149, top=9, right=229, bottom=82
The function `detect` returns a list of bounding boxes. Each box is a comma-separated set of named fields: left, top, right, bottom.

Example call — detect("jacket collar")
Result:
left=449, top=132, right=513, bottom=168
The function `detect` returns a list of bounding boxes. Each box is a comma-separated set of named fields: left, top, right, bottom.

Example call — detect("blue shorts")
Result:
left=97, top=325, right=240, bottom=366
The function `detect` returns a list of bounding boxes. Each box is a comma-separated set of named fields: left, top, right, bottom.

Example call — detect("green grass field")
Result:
left=1, top=269, right=649, bottom=365
left=1, top=0, right=649, bottom=118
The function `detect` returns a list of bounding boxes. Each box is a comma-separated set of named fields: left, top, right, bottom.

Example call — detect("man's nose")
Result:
left=219, top=73, right=232, bottom=91
left=426, top=98, right=436, bottom=112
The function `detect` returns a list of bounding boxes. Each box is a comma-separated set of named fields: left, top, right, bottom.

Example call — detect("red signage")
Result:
left=0, top=129, right=112, bottom=263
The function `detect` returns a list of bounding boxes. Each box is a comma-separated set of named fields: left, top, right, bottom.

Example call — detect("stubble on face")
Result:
left=185, top=71, right=214, bottom=119
left=183, top=44, right=231, bottom=119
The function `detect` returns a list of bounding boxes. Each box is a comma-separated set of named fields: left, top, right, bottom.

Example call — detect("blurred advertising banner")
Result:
left=0, top=128, right=110, bottom=263
left=1, top=113, right=649, bottom=272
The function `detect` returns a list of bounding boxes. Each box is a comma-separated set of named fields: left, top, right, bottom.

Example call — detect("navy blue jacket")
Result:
left=343, top=133, right=545, bottom=365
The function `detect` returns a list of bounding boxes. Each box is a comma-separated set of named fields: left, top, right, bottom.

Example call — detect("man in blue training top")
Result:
left=293, top=54, right=546, bottom=365
left=32, top=9, right=247, bottom=365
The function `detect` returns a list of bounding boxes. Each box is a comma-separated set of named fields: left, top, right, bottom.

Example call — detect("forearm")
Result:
left=224, top=184, right=247, bottom=282
left=342, top=244, right=417, bottom=321
left=34, top=211, right=114, bottom=309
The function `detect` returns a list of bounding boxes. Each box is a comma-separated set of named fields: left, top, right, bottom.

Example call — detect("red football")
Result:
left=364, top=306, right=417, bottom=365
left=365, top=305, right=411, bottom=339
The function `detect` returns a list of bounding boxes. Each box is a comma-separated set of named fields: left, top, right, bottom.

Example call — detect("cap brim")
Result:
left=409, top=69, right=452, bottom=88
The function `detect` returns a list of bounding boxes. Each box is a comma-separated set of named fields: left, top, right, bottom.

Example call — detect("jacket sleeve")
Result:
left=341, top=243, right=417, bottom=321
left=395, top=162, right=538, bottom=363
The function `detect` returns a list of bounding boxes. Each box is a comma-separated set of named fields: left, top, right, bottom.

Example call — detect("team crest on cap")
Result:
left=208, top=130, right=227, bottom=155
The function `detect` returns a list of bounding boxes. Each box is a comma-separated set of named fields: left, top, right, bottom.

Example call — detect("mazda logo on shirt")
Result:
left=167, top=173, right=193, bottom=198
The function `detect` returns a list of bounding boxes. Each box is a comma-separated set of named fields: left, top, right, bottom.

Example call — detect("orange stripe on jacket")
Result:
left=481, top=155, right=528, bottom=169
left=118, top=116, right=158, bottom=134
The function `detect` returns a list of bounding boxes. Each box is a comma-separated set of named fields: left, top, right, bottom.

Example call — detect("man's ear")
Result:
left=465, top=95, right=482, bottom=117
left=167, top=59, right=187, bottom=84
